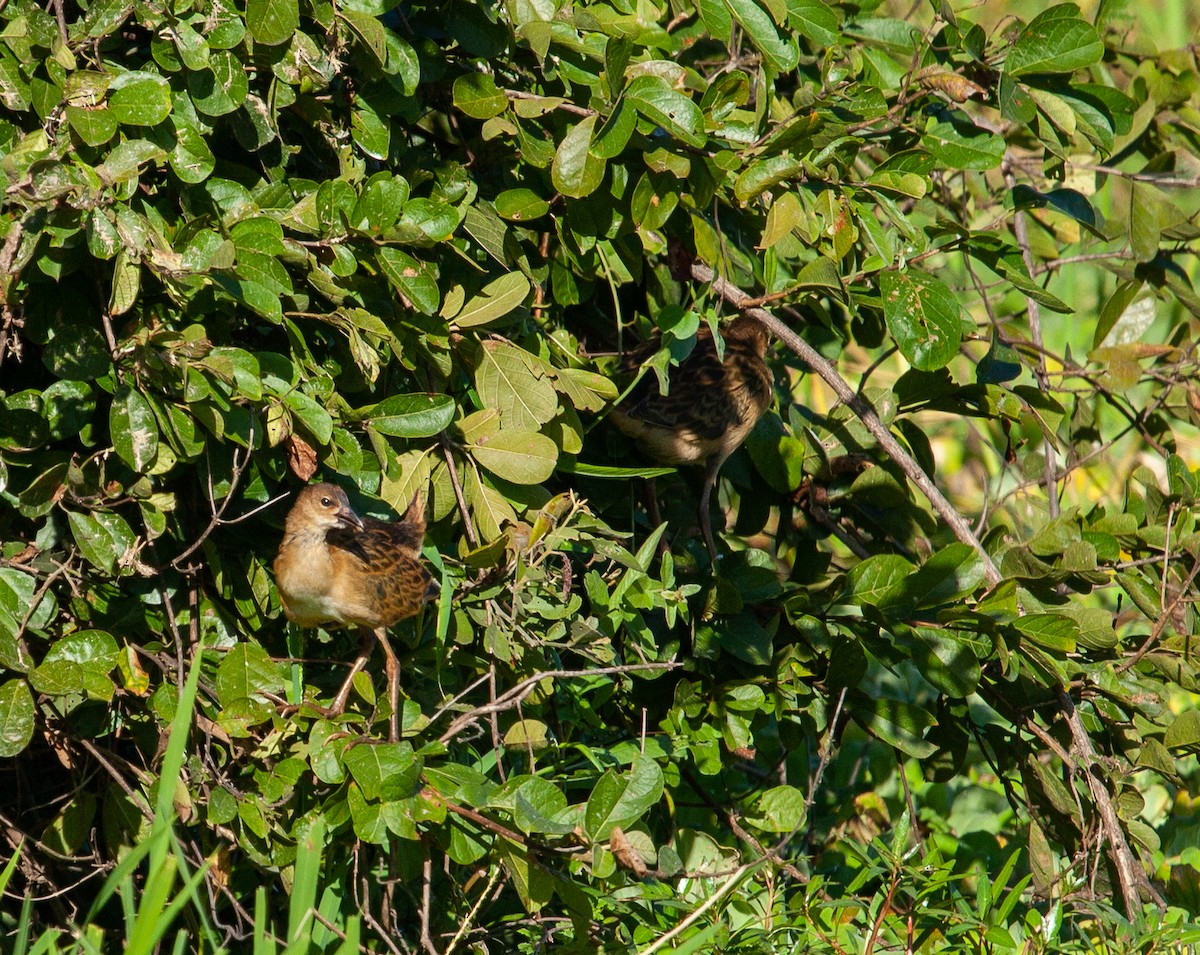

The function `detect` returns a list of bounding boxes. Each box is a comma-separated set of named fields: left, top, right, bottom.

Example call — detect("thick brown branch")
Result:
left=1057, top=691, right=1164, bottom=915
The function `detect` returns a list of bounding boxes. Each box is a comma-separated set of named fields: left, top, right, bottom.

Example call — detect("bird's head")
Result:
left=288, top=483, right=364, bottom=534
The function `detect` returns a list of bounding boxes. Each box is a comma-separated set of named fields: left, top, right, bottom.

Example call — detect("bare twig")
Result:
left=442, top=865, right=503, bottom=955
left=419, top=849, right=437, bottom=955
left=75, top=739, right=153, bottom=820
left=1003, top=160, right=1058, bottom=519
left=502, top=89, right=594, bottom=118
left=439, top=435, right=478, bottom=548
left=1115, top=553, right=1200, bottom=675
left=682, top=766, right=807, bottom=884
left=690, top=261, right=1002, bottom=587
left=437, top=663, right=679, bottom=744
left=804, top=688, right=846, bottom=816
left=634, top=861, right=761, bottom=955
left=171, top=424, right=266, bottom=571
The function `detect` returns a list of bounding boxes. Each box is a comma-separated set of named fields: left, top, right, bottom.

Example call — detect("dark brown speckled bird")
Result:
left=274, top=483, right=437, bottom=741
left=610, top=314, right=774, bottom=559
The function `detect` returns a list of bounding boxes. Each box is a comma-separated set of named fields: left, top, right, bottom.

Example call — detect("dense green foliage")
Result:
left=3, top=0, right=1200, bottom=948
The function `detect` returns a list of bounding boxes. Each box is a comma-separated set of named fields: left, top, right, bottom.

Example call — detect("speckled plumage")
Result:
left=611, top=315, right=773, bottom=557
left=274, top=483, right=436, bottom=739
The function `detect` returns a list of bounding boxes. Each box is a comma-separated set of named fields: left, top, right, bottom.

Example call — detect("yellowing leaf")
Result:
left=469, top=430, right=558, bottom=484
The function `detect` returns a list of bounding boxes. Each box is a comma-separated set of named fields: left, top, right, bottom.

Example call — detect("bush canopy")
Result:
left=3, top=0, right=1200, bottom=949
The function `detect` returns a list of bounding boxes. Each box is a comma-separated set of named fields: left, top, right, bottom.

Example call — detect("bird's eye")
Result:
left=320, top=497, right=333, bottom=507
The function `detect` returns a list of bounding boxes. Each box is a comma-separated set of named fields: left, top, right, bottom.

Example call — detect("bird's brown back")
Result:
left=326, top=515, right=437, bottom=627
left=611, top=315, right=773, bottom=467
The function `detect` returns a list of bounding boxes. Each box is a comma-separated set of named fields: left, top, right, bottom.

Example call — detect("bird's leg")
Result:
left=697, top=459, right=722, bottom=562
left=643, top=476, right=664, bottom=529
left=642, top=477, right=673, bottom=559
left=375, top=626, right=401, bottom=743
left=327, top=627, right=377, bottom=717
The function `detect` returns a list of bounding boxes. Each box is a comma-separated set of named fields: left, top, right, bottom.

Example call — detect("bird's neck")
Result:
left=281, top=525, right=335, bottom=577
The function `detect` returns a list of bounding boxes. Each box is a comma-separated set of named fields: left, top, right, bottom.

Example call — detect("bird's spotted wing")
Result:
left=619, top=338, right=739, bottom=440
left=327, top=519, right=436, bottom=625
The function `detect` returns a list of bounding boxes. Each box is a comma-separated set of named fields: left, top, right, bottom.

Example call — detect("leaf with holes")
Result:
left=878, top=271, right=963, bottom=371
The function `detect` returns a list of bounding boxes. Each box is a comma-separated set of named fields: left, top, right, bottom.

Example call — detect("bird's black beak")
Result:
left=335, top=504, right=364, bottom=531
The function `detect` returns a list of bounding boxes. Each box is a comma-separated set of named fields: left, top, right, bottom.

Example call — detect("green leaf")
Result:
left=844, top=553, right=914, bottom=614
left=1, top=568, right=55, bottom=646
left=696, top=0, right=732, bottom=44
left=341, top=10, right=386, bottom=65
left=451, top=273, right=530, bottom=328
left=787, top=0, right=838, bottom=46
left=107, top=72, right=172, bottom=126
left=367, top=393, right=455, bottom=437
left=352, top=101, right=390, bottom=160
left=624, top=75, right=706, bottom=148
left=189, top=50, right=249, bottom=116
left=1164, top=710, right=1200, bottom=752
left=108, top=249, right=140, bottom=316
left=469, top=430, right=558, bottom=484
left=922, top=111, right=1004, bottom=170
left=453, top=73, right=508, bottom=120
left=211, top=274, right=282, bottom=323
left=746, top=785, right=806, bottom=833
left=100, top=139, right=167, bottom=183
left=110, top=385, right=159, bottom=473
left=475, top=340, right=557, bottom=430
left=66, top=104, right=118, bottom=146
left=720, top=614, right=774, bottom=665
left=1005, top=6, right=1103, bottom=77
left=345, top=742, right=419, bottom=800
left=31, top=630, right=119, bottom=700
left=1093, top=280, right=1144, bottom=349
left=398, top=198, right=458, bottom=242
left=583, top=754, right=664, bottom=840
left=246, top=0, right=299, bottom=45
left=283, top=390, right=334, bottom=445
left=911, top=627, right=980, bottom=698
left=0, top=680, right=35, bottom=757
left=377, top=248, right=440, bottom=314
left=735, top=154, right=804, bottom=202
left=854, top=695, right=937, bottom=758
left=722, top=0, right=798, bottom=73
left=551, top=114, right=605, bottom=199
left=215, top=642, right=286, bottom=705
left=494, top=188, right=549, bottom=222
left=556, top=459, right=675, bottom=478
left=978, top=330, right=1022, bottom=385
left=593, top=100, right=635, bottom=159
left=67, top=510, right=136, bottom=574
left=170, top=116, right=216, bottom=183
left=508, top=777, right=572, bottom=835
left=878, top=271, right=963, bottom=371
left=1014, top=614, right=1078, bottom=653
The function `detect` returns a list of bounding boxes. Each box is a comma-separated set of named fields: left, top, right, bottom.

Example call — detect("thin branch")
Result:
left=634, top=861, right=760, bottom=955
left=439, top=435, right=478, bottom=548
left=171, top=424, right=262, bottom=571
left=502, top=89, right=594, bottom=117
left=689, top=261, right=1002, bottom=587
left=419, top=849, right=437, bottom=955
left=1115, top=551, right=1200, bottom=675
left=681, top=765, right=807, bottom=884
left=1003, top=159, right=1058, bottom=519
left=437, top=663, right=679, bottom=744
left=442, top=866, right=503, bottom=955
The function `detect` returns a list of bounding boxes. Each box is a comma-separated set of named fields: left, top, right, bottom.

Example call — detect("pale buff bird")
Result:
left=274, top=483, right=437, bottom=741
